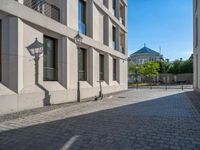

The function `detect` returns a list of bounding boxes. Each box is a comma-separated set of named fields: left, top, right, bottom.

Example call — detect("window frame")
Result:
left=43, top=35, right=58, bottom=81
left=112, top=0, right=116, bottom=16
left=196, top=54, right=199, bottom=87
left=78, top=48, right=87, bottom=81
left=196, top=0, right=198, bottom=12
left=78, top=0, right=87, bottom=34
left=113, top=58, right=117, bottom=81
left=196, top=16, right=199, bottom=48
left=99, top=54, right=105, bottom=81
left=119, top=1, right=125, bottom=25
left=112, top=25, right=116, bottom=49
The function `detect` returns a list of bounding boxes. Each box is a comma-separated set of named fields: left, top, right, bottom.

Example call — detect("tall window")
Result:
left=103, top=0, right=108, bottom=8
left=113, top=58, right=117, bottom=81
left=196, top=17, right=199, bottom=48
left=99, top=54, right=105, bottom=80
left=112, top=0, right=116, bottom=16
left=43, top=36, right=57, bottom=81
left=78, top=48, right=87, bottom=81
left=103, top=16, right=108, bottom=45
left=78, top=0, right=86, bottom=34
left=196, top=54, right=199, bottom=87
left=196, top=0, right=198, bottom=12
left=0, top=20, right=1, bottom=81
left=120, top=2, right=125, bottom=25
left=120, top=32, right=125, bottom=54
left=112, top=26, right=116, bottom=49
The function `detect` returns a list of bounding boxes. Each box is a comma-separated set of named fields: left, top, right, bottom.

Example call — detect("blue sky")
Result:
left=128, top=0, right=193, bottom=61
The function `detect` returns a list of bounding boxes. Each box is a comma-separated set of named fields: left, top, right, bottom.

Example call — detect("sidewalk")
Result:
left=0, top=89, right=200, bottom=150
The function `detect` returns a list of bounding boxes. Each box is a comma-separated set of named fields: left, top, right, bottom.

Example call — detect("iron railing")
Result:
left=17, top=0, right=60, bottom=22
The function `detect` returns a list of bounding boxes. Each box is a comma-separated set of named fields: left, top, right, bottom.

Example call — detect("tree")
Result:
left=168, top=60, right=182, bottom=74
left=168, top=57, right=193, bottom=74
left=140, top=62, right=160, bottom=80
left=128, top=62, right=138, bottom=74
left=128, top=62, right=140, bottom=84
left=159, top=61, right=171, bottom=73
left=180, top=59, right=193, bottom=73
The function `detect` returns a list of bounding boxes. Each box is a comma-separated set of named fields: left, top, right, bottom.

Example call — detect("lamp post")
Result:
left=74, top=32, right=83, bottom=102
left=27, top=38, right=43, bottom=84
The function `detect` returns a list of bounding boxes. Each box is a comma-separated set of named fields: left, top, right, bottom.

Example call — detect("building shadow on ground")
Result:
left=0, top=92, right=200, bottom=150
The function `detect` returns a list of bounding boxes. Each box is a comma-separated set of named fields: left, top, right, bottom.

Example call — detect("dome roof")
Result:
left=133, top=46, right=160, bottom=55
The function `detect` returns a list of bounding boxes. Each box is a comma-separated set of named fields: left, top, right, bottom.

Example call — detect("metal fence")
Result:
left=129, top=83, right=193, bottom=90
left=19, top=0, right=60, bottom=22
left=129, top=74, right=193, bottom=90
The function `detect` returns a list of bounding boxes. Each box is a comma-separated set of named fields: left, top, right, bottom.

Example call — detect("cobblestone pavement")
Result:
left=0, top=89, right=200, bottom=150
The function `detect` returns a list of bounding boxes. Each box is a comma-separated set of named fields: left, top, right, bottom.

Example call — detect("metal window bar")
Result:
left=22, top=0, right=60, bottom=22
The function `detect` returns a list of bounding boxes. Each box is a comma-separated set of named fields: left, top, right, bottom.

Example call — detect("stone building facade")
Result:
left=0, top=0, right=128, bottom=114
left=194, top=0, right=200, bottom=91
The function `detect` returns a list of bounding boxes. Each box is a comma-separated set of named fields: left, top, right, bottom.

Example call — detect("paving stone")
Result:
left=0, top=89, right=199, bottom=150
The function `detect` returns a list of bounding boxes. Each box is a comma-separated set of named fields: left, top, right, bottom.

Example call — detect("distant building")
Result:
left=129, top=44, right=162, bottom=65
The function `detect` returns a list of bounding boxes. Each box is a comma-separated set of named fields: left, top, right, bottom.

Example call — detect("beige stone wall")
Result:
left=0, top=0, right=128, bottom=115
left=194, top=0, right=200, bottom=90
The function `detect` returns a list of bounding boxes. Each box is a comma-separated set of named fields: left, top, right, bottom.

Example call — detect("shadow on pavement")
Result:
left=0, top=92, right=200, bottom=150
left=185, top=90, right=200, bottom=114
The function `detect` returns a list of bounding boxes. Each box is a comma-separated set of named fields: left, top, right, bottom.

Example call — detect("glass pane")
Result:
left=78, top=0, right=86, bottom=34
left=99, top=54, right=104, bottom=80
left=112, top=0, right=116, bottom=16
left=78, top=48, right=87, bottom=81
left=113, top=59, right=117, bottom=81
left=112, top=26, right=116, bottom=49
left=43, top=36, right=57, bottom=81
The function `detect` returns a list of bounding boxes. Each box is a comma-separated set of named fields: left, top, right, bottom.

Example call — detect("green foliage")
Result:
left=139, top=62, right=160, bottom=78
left=159, top=55, right=193, bottom=74
left=168, top=60, right=182, bottom=74
left=128, top=55, right=193, bottom=78
left=168, top=59, right=193, bottom=74
left=128, top=62, right=140, bottom=74
left=128, top=62, right=137, bottom=74
left=181, top=59, right=193, bottom=73
left=159, top=61, right=171, bottom=73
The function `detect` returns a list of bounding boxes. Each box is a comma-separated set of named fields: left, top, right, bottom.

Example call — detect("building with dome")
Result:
left=129, top=44, right=162, bottom=65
